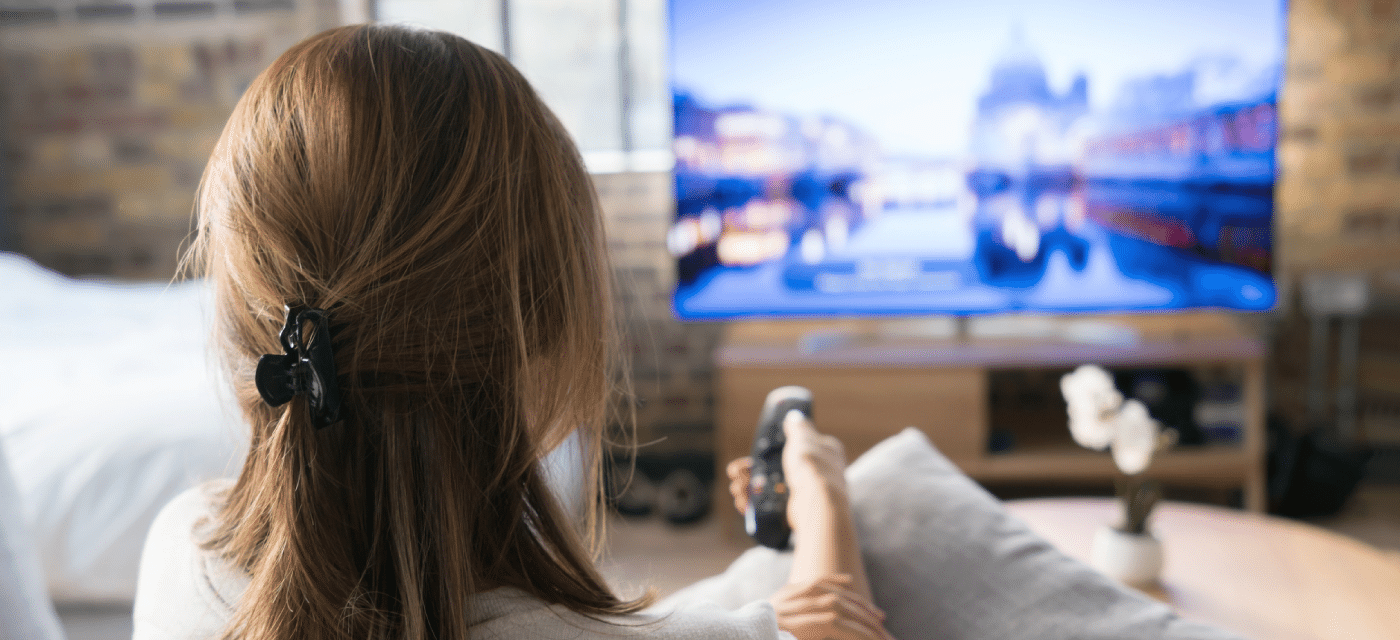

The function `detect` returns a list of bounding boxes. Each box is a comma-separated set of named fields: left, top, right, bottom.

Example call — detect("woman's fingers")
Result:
left=826, top=588, right=885, bottom=625
left=771, top=587, right=885, bottom=631
left=781, top=409, right=815, bottom=443
left=770, top=575, right=893, bottom=640
left=727, top=457, right=752, bottom=514
left=778, top=611, right=891, bottom=640
left=729, top=476, right=748, bottom=514
left=727, top=456, right=752, bottom=480
left=813, top=575, right=885, bottom=621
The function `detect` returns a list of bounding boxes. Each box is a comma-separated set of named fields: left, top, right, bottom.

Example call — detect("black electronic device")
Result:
left=745, top=385, right=812, bottom=549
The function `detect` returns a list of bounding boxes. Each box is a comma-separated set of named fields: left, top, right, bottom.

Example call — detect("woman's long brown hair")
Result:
left=189, top=24, right=648, bottom=640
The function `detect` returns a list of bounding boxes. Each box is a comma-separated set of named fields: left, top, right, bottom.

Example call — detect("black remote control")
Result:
left=745, top=385, right=812, bottom=550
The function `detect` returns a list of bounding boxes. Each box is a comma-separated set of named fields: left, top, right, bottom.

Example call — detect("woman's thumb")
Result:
left=782, top=408, right=811, bottom=440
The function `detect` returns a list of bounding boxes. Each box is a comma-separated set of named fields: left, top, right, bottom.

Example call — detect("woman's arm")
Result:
left=727, top=411, right=892, bottom=640
left=775, top=411, right=872, bottom=601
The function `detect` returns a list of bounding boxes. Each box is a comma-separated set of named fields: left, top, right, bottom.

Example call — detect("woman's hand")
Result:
left=728, top=410, right=877, bottom=607
left=726, top=409, right=851, bottom=534
left=768, top=574, right=894, bottom=640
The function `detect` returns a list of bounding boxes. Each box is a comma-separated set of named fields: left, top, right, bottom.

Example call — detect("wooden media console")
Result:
left=712, top=313, right=1268, bottom=536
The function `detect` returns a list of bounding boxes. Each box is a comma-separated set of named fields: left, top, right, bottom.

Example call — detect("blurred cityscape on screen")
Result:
left=669, top=0, right=1283, bottom=319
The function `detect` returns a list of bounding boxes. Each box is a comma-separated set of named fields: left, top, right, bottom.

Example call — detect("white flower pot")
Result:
left=1090, top=525, right=1164, bottom=586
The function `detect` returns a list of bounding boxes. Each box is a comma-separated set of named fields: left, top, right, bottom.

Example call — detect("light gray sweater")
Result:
left=132, top=482, right=789, bottom=640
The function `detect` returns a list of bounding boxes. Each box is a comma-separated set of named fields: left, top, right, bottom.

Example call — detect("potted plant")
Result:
left=1060, top=365, right=1177, bottom=585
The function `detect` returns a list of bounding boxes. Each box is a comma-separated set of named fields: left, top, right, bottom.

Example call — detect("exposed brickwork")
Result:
left=1272, top=0, right=1400, bottom=439
left=1278, top=0, right=1400, bottom=275
left=595, top=171, right=721, bottom=450
left=0, top=3, right=330, bottom=278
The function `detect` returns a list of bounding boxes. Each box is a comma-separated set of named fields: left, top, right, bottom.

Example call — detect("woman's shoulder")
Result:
left=132, top=479, right=246, bottom=640
left=473, top=587, right=790, bottom=640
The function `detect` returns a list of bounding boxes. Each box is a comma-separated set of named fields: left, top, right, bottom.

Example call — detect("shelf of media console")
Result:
left=716, top=335, right=1265, bottom=370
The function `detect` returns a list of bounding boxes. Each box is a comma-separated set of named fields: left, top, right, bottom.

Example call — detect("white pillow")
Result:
left=0, top=253, right=246, bottom=603
left=0, top=437, right=64, bottom=640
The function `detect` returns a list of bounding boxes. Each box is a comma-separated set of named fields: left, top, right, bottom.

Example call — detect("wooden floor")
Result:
left=597, top=511, right=751, bottom=600
left=1304, top=484, right=1400, bottom=555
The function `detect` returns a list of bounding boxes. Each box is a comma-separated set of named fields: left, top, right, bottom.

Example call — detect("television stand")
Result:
left=712, top=312, right=1267, bottom=534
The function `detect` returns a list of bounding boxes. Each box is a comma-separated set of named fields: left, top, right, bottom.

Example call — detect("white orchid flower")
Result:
left=1110, top=399, right=1160, bottom=475
left=1067, top=406, right=1112, bottom=450
left=1060, top=365, right=1122, bottom=450
left=1062, top=365, right=1169, bottom=474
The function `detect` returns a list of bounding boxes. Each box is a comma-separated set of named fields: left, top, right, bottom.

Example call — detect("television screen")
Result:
left=669, top=0, right=1283, bottom=319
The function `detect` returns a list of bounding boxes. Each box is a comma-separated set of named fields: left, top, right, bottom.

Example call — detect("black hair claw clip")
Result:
left=255, top=305, right=343, bottom=428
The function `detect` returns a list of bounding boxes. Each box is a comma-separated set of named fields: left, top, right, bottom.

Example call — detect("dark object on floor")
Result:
left=656, top=465, right=710, bottom=525
left=1268, top=416, right=1373, bottom=518
left=606, top=461, right=656, bottom=517
left=1366, top=447, right=1400, bottom=484
left=606, top=451, right=714, bottom=524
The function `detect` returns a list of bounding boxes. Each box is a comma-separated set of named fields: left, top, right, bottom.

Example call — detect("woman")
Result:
left=133, top=24, right=888, bottom=640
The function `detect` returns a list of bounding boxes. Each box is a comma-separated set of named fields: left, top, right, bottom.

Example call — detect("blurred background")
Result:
left=1, top=0, right=1399, bottom=638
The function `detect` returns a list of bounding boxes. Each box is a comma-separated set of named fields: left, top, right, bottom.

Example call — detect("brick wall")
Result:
left=1272, top=0, right=1400, bottom=439
left=595, top=171, right=721, bottom=453
left=1278, top=0, right=1400, bottom=278
left=0, top=1, right=336, bottom=278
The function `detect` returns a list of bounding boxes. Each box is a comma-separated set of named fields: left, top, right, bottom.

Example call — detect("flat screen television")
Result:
left=669, top=0, right=1284, bottom=319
